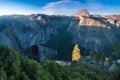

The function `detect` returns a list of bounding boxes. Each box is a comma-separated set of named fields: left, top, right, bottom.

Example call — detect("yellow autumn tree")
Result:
left=72, top=44, right=81, bottom=62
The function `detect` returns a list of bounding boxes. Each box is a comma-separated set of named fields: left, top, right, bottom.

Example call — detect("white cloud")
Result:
left=39, top=0, right=120, bottom=15
left=39, top=0, right=83, bottom=15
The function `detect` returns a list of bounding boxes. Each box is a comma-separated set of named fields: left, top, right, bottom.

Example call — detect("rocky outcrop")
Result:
left=79, top=17, right=107, bottom=27
left=116, top=20, right=120, bottom=27
left=74, top=9, right=90, bottom=17
left=107, top=18, right=115, bottom=24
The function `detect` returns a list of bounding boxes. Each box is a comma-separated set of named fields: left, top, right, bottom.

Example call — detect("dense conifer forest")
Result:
left=0, top=45, right=120, bottom=80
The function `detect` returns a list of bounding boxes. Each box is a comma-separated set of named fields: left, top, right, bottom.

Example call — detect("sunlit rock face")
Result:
left=0, top=9, right=120, bottom=55
left=74, top=9, right=90, bottom=17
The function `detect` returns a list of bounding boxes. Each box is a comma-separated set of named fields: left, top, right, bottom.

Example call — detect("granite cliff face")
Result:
left=70, top=9, right=120, bottom=52
left=0, top=14, right=73, bottom=61
left=0, top=9, right=120, bottom=60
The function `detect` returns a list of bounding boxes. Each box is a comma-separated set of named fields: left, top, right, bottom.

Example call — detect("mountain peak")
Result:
left=74, top=9, right=90, bottom=17
left=81, top=9, right=89, bottom=16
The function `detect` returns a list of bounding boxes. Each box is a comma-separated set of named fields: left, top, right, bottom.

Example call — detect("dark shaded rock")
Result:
left=24, top=44, right=57, bottom=62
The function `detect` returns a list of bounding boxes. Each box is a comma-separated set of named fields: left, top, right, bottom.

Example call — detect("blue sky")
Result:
left=0, top=0, right=120, bottom=15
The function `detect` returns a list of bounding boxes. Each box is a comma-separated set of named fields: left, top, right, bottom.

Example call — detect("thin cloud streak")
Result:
left=39, top=0, right=120, bottom=15
left=39, top=0, right=83, bottom=15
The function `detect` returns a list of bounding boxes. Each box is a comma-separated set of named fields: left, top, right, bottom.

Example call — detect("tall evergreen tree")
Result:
left=72, top=44, right=81, bottom=62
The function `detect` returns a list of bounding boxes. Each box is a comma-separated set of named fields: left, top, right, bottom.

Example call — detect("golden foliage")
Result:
left=72, top=44, right=81, bottom=61
left=105, top=57, right=109, bottom=61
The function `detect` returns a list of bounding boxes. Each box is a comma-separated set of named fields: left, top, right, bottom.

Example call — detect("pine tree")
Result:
left=0, top=70, right=7, bottom=80
left=72, top=44, right=81, bottom=62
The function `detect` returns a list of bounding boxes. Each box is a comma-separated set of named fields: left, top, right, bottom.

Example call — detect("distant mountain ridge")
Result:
left=0, top=9, right=120, bottom=61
